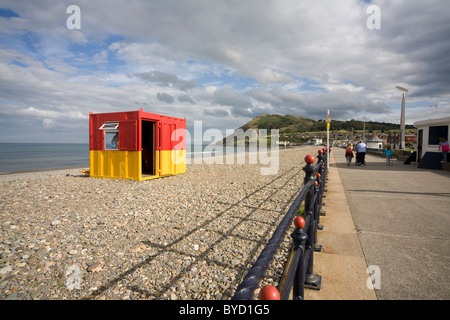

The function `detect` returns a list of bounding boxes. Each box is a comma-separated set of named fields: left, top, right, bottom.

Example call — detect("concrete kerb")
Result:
left=304, top=150, right=377, bottom=300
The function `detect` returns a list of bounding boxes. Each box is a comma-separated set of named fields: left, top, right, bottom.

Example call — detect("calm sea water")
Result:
left=0, top=143, right=250, bottom=174
left=0, top=143, right=90, bottom=174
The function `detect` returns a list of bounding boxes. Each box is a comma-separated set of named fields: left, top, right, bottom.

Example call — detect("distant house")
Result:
left=366, top=134, right=383, bottom=151
left=413, top=117, right=450, bottom=169
left=306, top=138, right=323, bottom=145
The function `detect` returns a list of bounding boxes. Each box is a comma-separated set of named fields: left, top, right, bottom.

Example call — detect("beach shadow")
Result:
left=82, top=164, right=305, bottom=300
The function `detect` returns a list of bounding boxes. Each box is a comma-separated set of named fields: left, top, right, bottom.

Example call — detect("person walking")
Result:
left=438, top=137, right=449, bottom=163
left=345, top=143, right=354, bottom=166
left=355, top=140, right=367, bottom=166
left=384, top=145, right=394, bottom=166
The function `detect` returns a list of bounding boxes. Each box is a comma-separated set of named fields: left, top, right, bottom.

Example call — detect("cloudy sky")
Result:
left=0, top=0, right=449, bottom=143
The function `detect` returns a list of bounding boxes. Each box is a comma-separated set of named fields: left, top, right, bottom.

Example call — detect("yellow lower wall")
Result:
left=90, top=150, right=186, bottom=181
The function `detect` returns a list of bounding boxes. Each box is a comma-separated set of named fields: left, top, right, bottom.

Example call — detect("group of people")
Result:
left=345, top=140, right=394, bottom=166
left=345, top=140, right=367, bottom=166
left=344, top=137, right=449, bottom=167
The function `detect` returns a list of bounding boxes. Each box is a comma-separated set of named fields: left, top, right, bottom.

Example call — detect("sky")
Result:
left=0, top=0, right=449, bottom=143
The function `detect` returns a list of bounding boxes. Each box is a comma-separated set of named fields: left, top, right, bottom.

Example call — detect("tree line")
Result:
left=242, top=114, right=414, bottom=133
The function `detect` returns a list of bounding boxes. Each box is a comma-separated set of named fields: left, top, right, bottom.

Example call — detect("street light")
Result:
left=396, top=86, right=408, bottom=149
left=359, top=116, right=368, bottom=143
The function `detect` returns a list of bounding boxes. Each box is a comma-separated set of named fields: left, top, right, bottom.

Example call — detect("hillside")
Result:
left=222, top=114, right=415, bottom=146
left=238, top=114, right=414, bottom=133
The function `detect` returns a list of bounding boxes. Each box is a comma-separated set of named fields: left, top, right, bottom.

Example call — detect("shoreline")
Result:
left=0, top=166, right=89, bottom=176
left=0, top=145, right=306, bottom=176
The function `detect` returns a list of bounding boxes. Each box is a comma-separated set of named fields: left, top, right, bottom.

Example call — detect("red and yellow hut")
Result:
left=89, top=108, right=186, bottom=181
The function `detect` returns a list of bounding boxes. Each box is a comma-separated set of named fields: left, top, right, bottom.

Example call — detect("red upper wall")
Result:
left=89, top=109, right=186, bottom=151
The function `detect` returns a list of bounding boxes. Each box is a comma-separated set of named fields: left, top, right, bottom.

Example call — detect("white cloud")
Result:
left=258, top=69, right=294, bottom=84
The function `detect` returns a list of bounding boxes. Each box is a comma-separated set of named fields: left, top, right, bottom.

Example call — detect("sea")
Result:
left=0, top=143, right=251, bottom=174
left=0, top=143, right=90, bottom=174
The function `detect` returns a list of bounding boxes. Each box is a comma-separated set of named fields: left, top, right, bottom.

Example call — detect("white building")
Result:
left=366, top=135, right=383, bottom=151
left=306, top=138, right=323, bottom=145
left=413, top=117, right=450, bottom=169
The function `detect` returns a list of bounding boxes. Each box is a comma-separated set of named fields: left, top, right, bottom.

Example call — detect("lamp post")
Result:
left=358, top=117, right=368, bottom=143
left=363, top=119, right=366, bottom=143
left=396, top=86, right=408, bottom=149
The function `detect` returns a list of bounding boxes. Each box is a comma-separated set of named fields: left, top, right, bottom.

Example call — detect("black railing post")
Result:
left=313, top=172, right=323, bottom=252
left=291, top=217, right=308, bottom=300
left=302, top=155, right=322, bottom=291
left=322, top=148, right=328, bottom=193
left=317, top=150, right=326, bottom=198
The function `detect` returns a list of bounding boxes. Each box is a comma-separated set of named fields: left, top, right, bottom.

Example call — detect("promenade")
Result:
left=308, top=147, right=450, bottom=300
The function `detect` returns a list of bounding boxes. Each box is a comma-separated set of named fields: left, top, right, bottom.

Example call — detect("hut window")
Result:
left=428, top=125, right=448, bottom=145
left=100, top=122, right=119, bottom=150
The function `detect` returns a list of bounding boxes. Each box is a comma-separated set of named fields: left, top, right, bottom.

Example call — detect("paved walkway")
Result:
left=304, top=149, right=377, bottom=300
left=309, top=148, right=450, bottom=300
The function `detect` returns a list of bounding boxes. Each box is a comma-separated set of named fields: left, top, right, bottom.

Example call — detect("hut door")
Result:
left=141, top=121, right=155, bottom=175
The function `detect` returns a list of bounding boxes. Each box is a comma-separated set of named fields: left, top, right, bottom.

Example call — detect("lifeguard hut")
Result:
left=89, top=108, right=186, bottom=181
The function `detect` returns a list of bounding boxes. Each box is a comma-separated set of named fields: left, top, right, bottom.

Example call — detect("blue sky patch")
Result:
left=65, top=34, right=125, bottom=74
left=0, top=8, right=20, bottom=18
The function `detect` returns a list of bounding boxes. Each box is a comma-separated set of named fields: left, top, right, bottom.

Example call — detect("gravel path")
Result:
left=0, top=146, right=319, bottom=300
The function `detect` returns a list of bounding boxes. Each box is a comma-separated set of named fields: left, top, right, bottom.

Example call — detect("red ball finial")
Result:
left=318, top=149, right=323, bottom=155
left=294, top=216, right=306, bottom=229
left=317, top=173, right=321, bottom=178
left=259, top=285, right=280, bottom=300
left=315, top=181, right=318, bottom=186
left=304, top=155, right=315, bottom=164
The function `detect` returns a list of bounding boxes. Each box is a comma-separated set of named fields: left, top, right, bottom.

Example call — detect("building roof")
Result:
left=413, top=117, right=450, bottom=128
left=366, top=135, right=383, bottom=142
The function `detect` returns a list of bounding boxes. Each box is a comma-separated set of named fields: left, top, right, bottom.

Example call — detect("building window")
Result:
left=99, top=122, right=119, bottom=150
left=428, top=125, right=448, bottom=145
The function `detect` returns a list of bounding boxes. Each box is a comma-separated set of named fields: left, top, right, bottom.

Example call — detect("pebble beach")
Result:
left=0, top=146, right=320, bottom=300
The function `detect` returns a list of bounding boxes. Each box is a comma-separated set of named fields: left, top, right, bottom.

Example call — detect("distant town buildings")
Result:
left=330, top=131, right=417, bottom=150
left=307, top=138, right=323, bottom=145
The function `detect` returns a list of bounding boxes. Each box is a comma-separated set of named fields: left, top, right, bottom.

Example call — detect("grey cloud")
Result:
left=248, top=88, right=282, bottom=106
left=203, top=108, right=229, bottom=117
left=178, top=94, right=195, bottom=104
left=156, top=92, right=175, bottom=103
left=245, top=85, right=391, bottom=121
left=362, top=1, right=450, bottom=98
left=135, top=71, right=197, bottom=91
left=212, top=86, right=251, bottom=108
left=268, top=86, right=307, bottom=108
left=208, top=86, right=260, bottom=117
